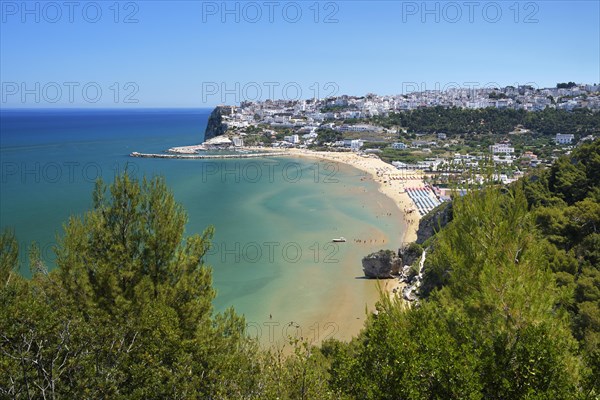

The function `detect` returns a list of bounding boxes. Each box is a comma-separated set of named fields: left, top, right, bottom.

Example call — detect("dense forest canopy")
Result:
left=1, top=140, right=599, bottom=399
left=369, top=107, right=600, bottom=136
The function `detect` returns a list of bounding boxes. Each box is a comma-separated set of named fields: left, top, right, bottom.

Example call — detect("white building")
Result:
left=489, top=143, right=515, bottom=154
left=492, top=155, right=513, bottom=165
left=392, top=161, right=421, bottom=170
left=351, top=140, right=364, bottom=151
left=225, top=120, right=250, bottom=128
left=342, top=139, right=364, bottom=150
left=302, top=132, right=318, bottom=139
left=232, top=137, right=244, bottom=147
left=284, top=134, right=300, bottom=144
left=391, top=142, right=407, bottom=150
left=337, top=124, right=381, bottom=133
left=417, top=159, right=443, bottom=171
left=555, top=133, right=574, bottom=145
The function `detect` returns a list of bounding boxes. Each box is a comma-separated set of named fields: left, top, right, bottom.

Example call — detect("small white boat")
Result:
left=332, top=237, right=347, bottom=243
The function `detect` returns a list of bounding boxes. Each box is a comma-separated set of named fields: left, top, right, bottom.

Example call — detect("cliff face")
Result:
left=415, top=201, right=453, bottom=244
left=204, top=106, right=234, bottom=142
left=398, top=243, right=423, bottom=269
left=362, top=250, right=402, bottom=279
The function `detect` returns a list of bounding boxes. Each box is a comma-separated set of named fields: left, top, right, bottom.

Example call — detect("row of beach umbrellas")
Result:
left=406, top=187, right=442, bottom=215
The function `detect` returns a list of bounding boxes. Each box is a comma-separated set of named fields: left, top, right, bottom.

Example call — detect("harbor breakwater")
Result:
left=130, top=151, right=289, bottom=159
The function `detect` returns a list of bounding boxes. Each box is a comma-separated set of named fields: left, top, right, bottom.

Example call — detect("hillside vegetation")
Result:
left=324, top=141, right=599, bottom=398
left=370, top=107, right=600, bottom=136
left=1, top=140, right=599, bottom=399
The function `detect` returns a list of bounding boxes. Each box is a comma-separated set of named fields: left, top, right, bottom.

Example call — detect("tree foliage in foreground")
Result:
left=324, top=186, right=587, bottom=399
left=0, top=175, right=341, bottom=399
left=520, top=139, right=600, bottom=397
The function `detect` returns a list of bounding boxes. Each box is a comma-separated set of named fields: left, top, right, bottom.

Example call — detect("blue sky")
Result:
left=1, top=0, right=599, bottom=108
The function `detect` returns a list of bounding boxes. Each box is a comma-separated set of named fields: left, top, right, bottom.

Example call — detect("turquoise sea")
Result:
left=0, top=109, right=404, bottom=344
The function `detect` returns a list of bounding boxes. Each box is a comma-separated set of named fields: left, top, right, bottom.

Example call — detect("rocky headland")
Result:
left=204, top=106, right=234, bottom=141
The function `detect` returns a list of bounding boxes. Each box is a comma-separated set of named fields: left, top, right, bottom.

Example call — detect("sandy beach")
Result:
left=282, top=148, right=423, bottom=301
left=240, top=147, right=423, bottom=242
left=285, top=148, right=422, bottom=241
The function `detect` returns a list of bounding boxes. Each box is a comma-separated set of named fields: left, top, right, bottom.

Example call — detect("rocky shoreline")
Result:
left=361, top=243, right=429, bottom=303
left=204, top=106, right=232, bottom=141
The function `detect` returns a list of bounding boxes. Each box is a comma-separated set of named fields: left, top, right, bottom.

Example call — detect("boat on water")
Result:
left=332, top=237, right=347, bottom=243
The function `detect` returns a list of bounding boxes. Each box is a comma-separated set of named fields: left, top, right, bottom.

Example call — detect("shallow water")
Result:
left=0, top=109, right=404, bottom=344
